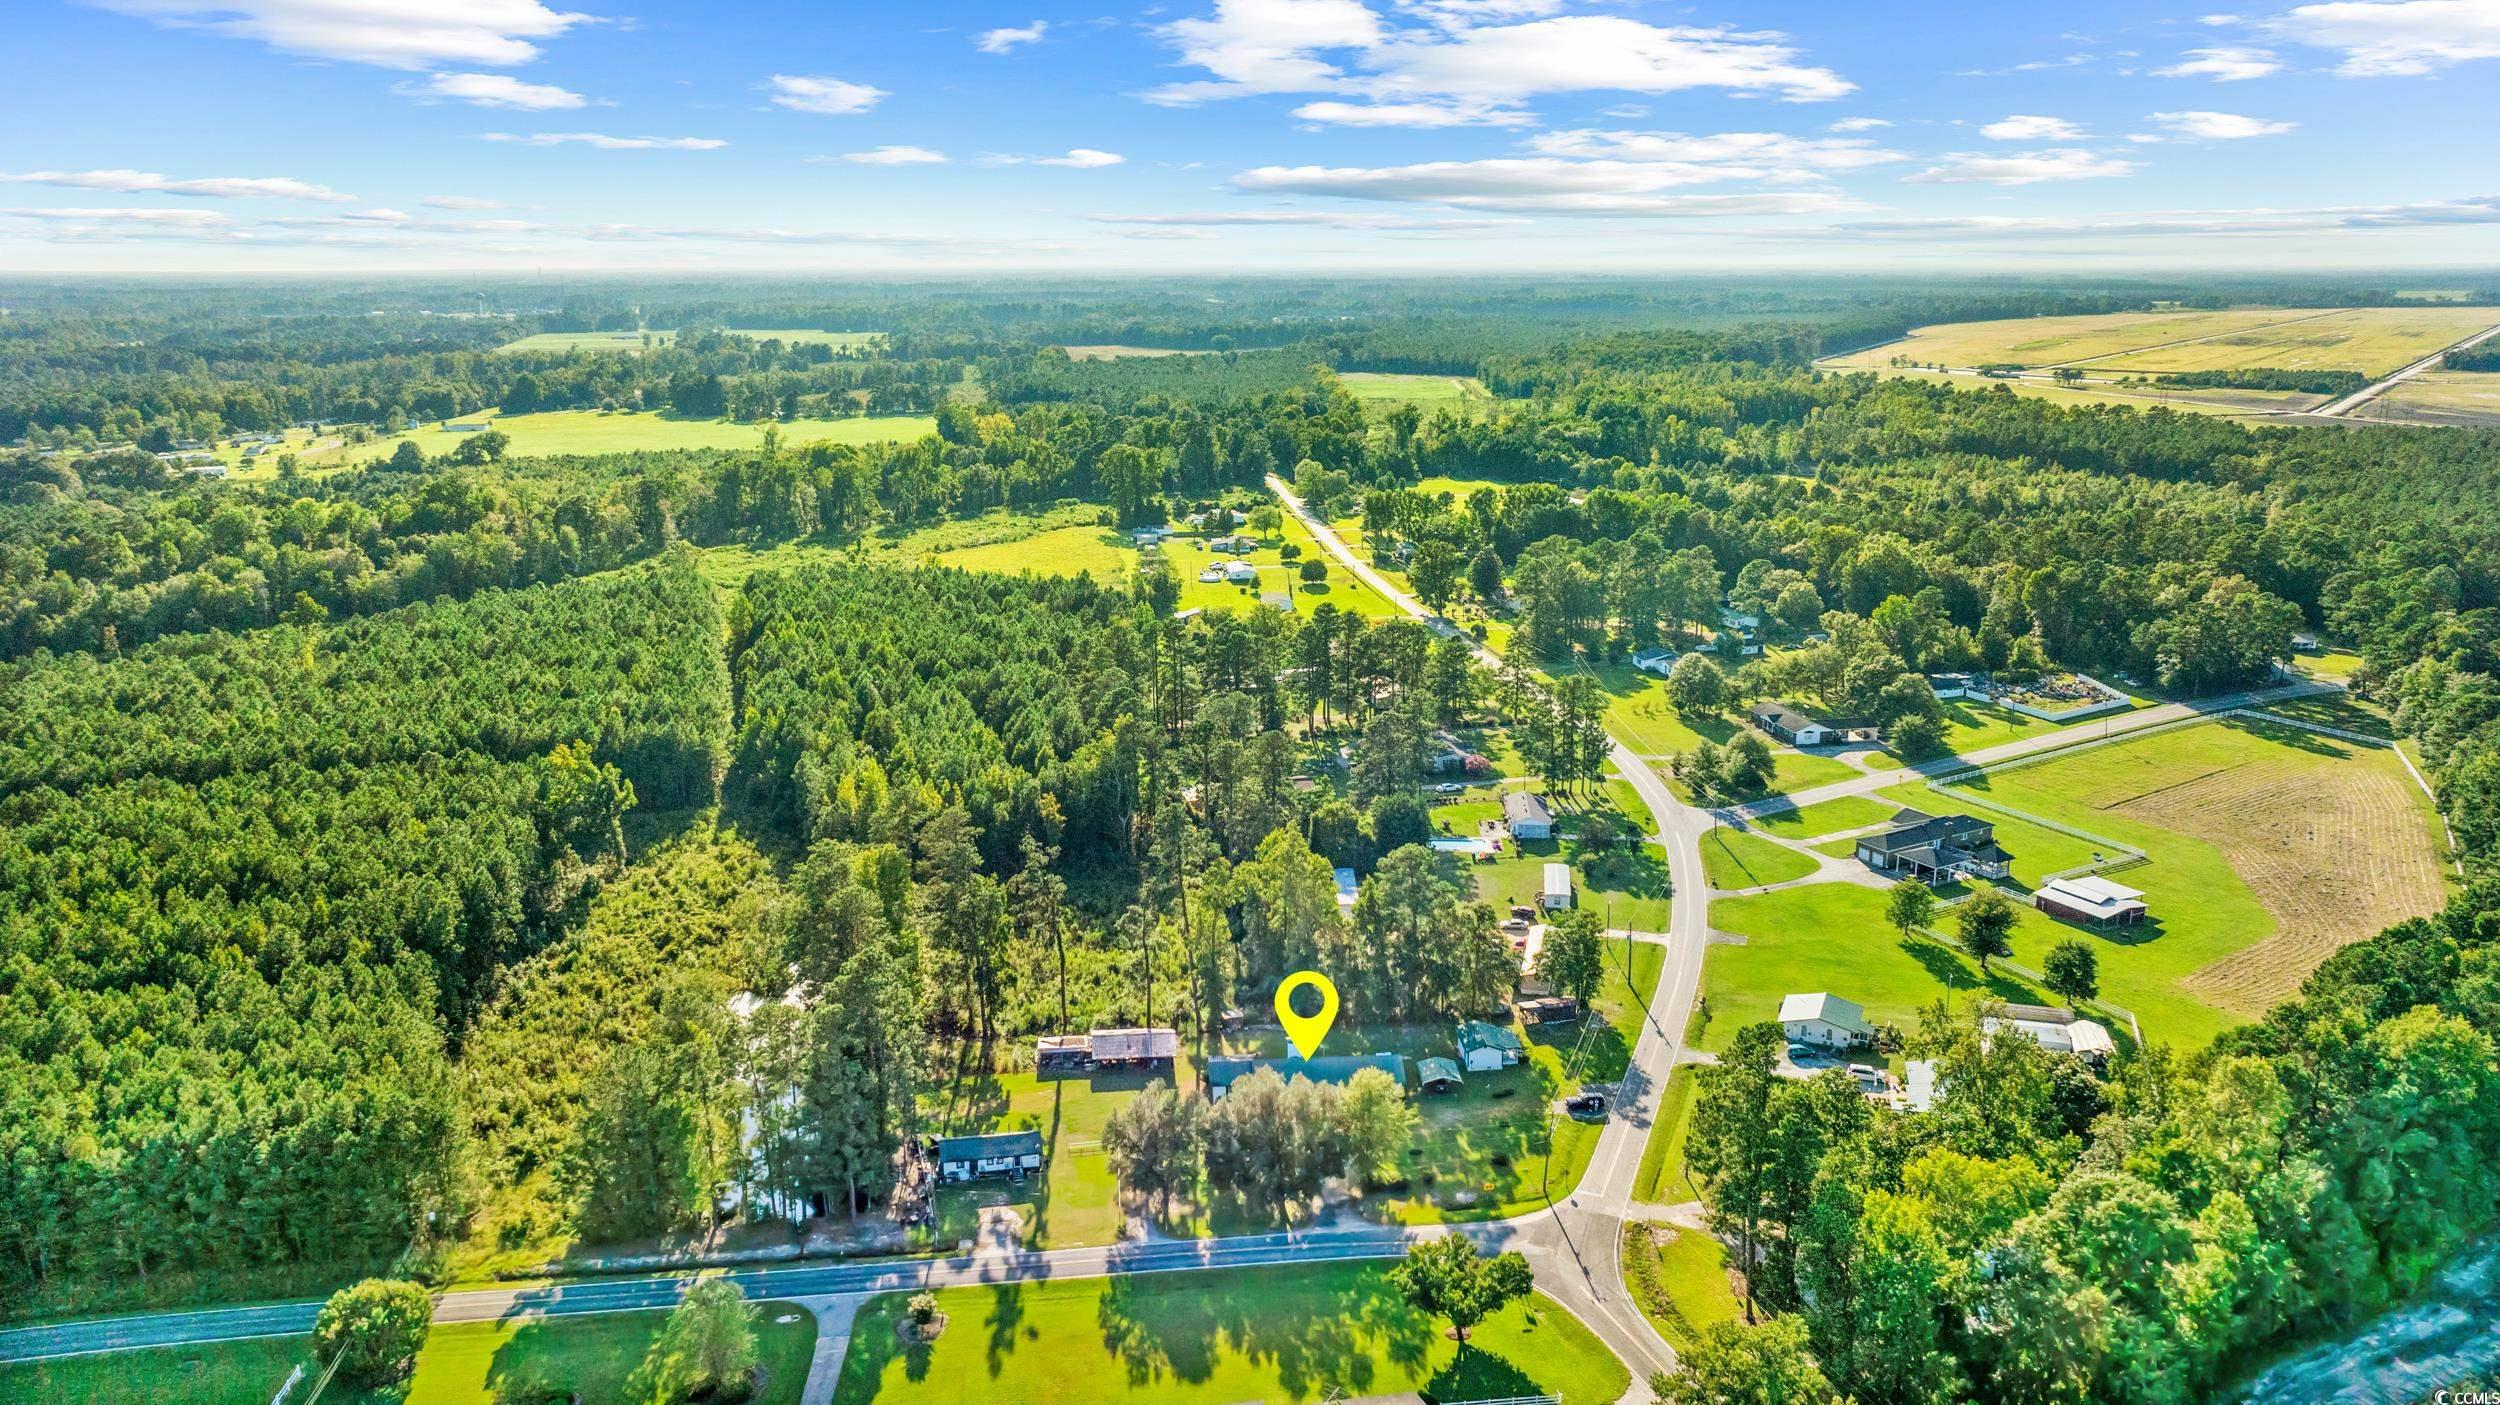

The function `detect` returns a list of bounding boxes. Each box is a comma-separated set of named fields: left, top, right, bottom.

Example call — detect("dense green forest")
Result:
left=5, top=280, right=2500, bottom=1400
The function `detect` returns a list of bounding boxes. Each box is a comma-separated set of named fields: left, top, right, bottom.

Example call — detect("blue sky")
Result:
left=3, top=0, right=2497, bottom=272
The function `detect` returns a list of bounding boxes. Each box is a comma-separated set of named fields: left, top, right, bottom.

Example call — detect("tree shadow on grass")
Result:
left=1897, top=936, right=2040, bottom=1003
left=984, top=1283, right=1028, bottom=1378
left=1428, top=1340, right=1544, bottom=1402
left=1092, top=1264, right=1432, bottom=1401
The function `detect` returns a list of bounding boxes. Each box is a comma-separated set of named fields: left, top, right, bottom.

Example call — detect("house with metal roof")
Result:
left=1854, top=808, right=2012, bottom=883
left=1986, top=1005, right=2117, bottom=1064
left=1541, top=861, right=1574, bottom=911
left=935, top=1130, right=1044, bottom=1183
left=1202, top=1053, right=1407, bottom=1099
left=1457, top=1019, right=1526, bottom=1072
left=1779, top=992, right=1876, bottom=1049
left=1502, top=790, right=1555, bottom=840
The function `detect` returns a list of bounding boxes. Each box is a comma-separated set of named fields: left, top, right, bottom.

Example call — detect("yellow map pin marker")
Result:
left=1275, top=971, right=1339, bottom=1059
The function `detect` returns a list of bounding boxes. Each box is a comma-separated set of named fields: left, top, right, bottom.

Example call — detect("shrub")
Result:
left=313, top=1278, right=435, bottom=1386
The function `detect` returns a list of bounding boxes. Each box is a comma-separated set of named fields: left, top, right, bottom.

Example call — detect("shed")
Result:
left=1035, top=1033, right=1092, bottom=1073
left=1519, top=996, right=1581, bottom=1025
left=935, top=1130, right=1044, bottom=1183
left=1223, top=561, right=1258, bottom=584
left=2035, top=875, right=2148, bottom=925
left=1457, top=1019, right=1526, bottom=1072
left=1335, top=867, right=1360, bottom=911
left=1988, top=1005, right=2116, bottom=1064
left=1541, top=862, right=1574, bottom=911
left=1780, top=992, right=1875, bottom=1049
left=1631, top=646, right=1678, bottom=676
left=1502, top=790, right=1555, bottom=841
left=1415, top=1057, right=1465, bottom=1094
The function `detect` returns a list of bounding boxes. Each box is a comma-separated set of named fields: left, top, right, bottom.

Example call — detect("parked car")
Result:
left=1565, top=1091, right=1609, bottom=1118
left=1434, top=782, right=1463, bottom=794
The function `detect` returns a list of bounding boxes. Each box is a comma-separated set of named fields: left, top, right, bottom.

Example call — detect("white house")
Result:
left=1780, top=992, right=1875, bottom=1050
left=1223, top=561, right=1258, bottom=585
left=1541, top=862, right=1574, bottom=911
left=1750, top=701, right=1834, bottom=747
left=1503, top=790, right=1555, bottom=841
left=1457, top=1019, right=1525, bottom=1072
left=1631, top=646, right=1679, bottom=676
left=1987, top=1005, right=2116, bottom=1063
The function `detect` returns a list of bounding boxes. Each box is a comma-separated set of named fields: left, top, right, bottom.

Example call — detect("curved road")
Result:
left=5, top=485, right=1717, bottom=1402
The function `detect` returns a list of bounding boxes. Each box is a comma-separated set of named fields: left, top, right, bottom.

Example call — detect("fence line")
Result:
left=1903, top=922, right=2145, bottom=1047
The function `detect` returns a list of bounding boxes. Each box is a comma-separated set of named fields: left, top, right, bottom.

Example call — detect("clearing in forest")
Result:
left=1956, top=719, right=2450, bottom=1030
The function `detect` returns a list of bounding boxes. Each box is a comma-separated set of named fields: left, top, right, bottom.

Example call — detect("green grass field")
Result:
left=0, top=1301, right=817, bottom=1405
left=923, top=1055, right=1169, bottom=1251
left=1865, top=696, right=2113, bottom=766
left=1701, top=825, right=1819, bottom=891
left=1828, top=308, right=2327, bottom=371
left=1337, top=372, right=1496, bottom=411
left=1631, top=1065, right=1700, bottom=1205
left=1165, top=517, right=1403, bottom=621
left=689, top=504, right=1133, bottom=590
left=830, top=1264, right=1630, bottom=1405
left=1700, top=882, right=2062, bottom=1058
left=1829, top=306, right=2498, bottom=378
left=1445, top=788, right=1675, bottom=932
left=0, top=1336, right=307, bottom=1404
left=1927, top=718, right=2449, bottom=1043
left=281, top=409, right=934, bottom=473
left=2376, top=370, right=2500, bottom=424
left=1586, top=666, right=1859, bottom=797
left=1413, top=474, right=1512, bottom=499
left=1749, top=795, right=1895, bottom=840
left=1621, top=1222, right=1741, bottom=1353
left=2078, top=307, right=2497, bottom=377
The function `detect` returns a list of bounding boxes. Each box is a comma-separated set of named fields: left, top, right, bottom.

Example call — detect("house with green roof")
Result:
left=1457, top=1019, right=1525, bottom=1072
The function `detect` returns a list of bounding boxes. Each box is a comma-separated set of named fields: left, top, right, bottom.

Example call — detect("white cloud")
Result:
left=6, top=206, right=236, bottom=226
left=1232, top=158, right=1862, bottom=216
left=1904, top=148, right=2138, bottom=185
left=410, top=71, right=586, bottom=109
left=2270, top=0, right=2500, bottom=75
left=766, top=74, right=886, bottom=115
left=1829, top=116, right=1891, bottom=132
left=990, top=148, right=1127, bottom=168
left=1096, top=209, right=1514, bottom=230
left=1145, top=3, right=1851, bottom=118
left=87, top=0, right=595, bottom=70
left=1291, top=98, right=1531, bottom=126
left=482, top=132, right=725, bottom=149
left=977, top=20, right=1048, bottom=53
left=1601, top=104, right=1649, bottom=119
left=2201, top=12, right=2244, bottom=22
left=1526, top=128, right=1906, bottom=173
left=836, top=145, right=950, bottom=165
left=2148, top=109, right=2297, bottom=138
left=1981, top=114, right=2085, bottom=141
left=424, top=194, right=506, bottom=209
left=1396, top=0, right=1564, bottom=23
left=0, top=168, right=353, bottom=202
left=1841, top=193, right=2500, bottom=239
left=2155, top=45, right=2282, bottom=79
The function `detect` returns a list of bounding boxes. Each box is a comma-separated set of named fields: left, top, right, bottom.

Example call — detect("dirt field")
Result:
left=1058, top=344, right=1219, bottom=360
left=2103, top=745, right=2450, bottom=1015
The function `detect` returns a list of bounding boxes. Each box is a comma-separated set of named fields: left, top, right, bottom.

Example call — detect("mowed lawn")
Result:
left=289, top=409, right=935, bottom=470
left=937, top=525, right=1140, bottom=581
left=1588, top=666, right=1859, bottom=797
left=691, top=504, right=1133, bottom=589
left=1930, top=719, right=2451, bottom=1045
left=390, top=1301, right=815, bottom=1405
left=1621, top=1222, right=1740, bottom=1353
left=1701, top=824, right=1819, bottom=891
left=1864, top=696, right=2116, bottom=766
left=1, top=1302, right=818, bottom=1405
left=923, top=1058, right=1168, bottom=1251
left=1165, top=517, right=1404, bottom=621
left=1631, top=1065, right=1701, bottom=1205
left=1699, top=881, right=2062, bottom=1058
left=830, top=1264, right=1629, bottom=1405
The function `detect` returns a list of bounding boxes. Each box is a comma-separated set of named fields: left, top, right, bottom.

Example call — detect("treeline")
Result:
left=1675, top=879, right=2500, bottom=1405
left=2446, top=344, right=2500, bottom=373
left=2157, top=366, right=2370, bottom=394
left=0, top=560, right=730, bottom=1299
left=0, top=553, right=728, bottom=807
